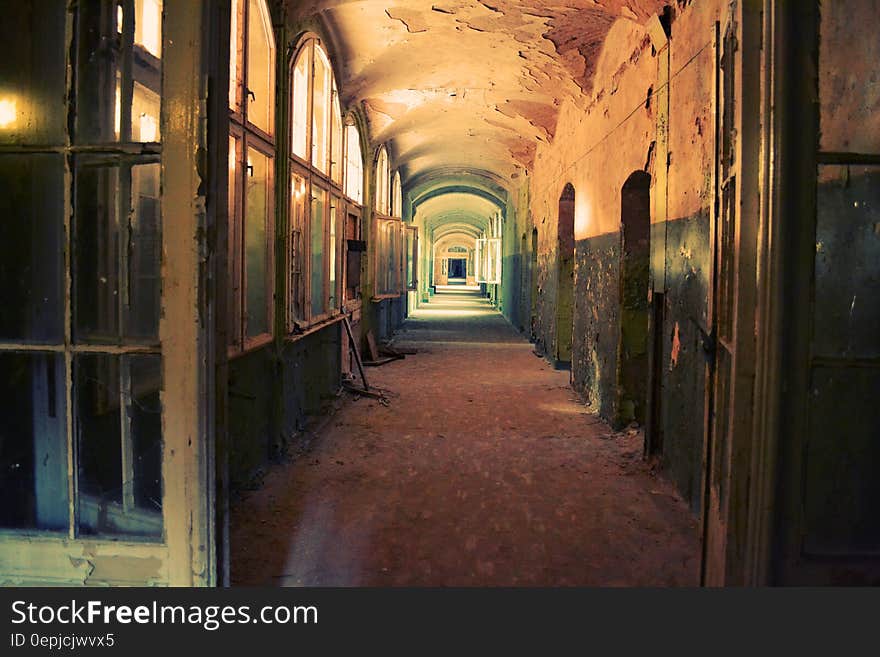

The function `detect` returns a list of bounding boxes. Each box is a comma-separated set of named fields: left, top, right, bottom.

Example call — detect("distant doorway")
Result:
left=617, top=171, right=651, bottom=427
left=555, top=184, right=575, bottom=368
left=447, top=258, right=467, bottom=284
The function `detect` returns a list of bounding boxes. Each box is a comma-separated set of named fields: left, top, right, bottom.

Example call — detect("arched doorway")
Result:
left=556, top=184, right=575, bottom=368
left=617, top=171, right=651, bottom=427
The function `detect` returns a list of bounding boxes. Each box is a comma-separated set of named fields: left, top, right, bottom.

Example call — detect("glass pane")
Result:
left=132, top=82, right=161, bottom=143
left=312, top=47, right=330, bottom=173
left=329, top=197, right=338, bottom=309
left=291, top=45, right=310, bottom=159
left=0, top=1, right=67, bottom=145
left=0, top=155, right=64, bottom=343
left=392, top=171, right=402, bottom=217
left=246, top=0, right=275, bottom=135
left=76, top=353, right=163, bottom=539
left=245, top=147, right=271, bottom=338
left=331, top=90, right=343, bottom=185
left=376, top=148, right=388, bottom=214
left=0, top=352, right=68, bottom=532
left=311, top=188, right=326, bottom=317
left=228, top=136, right=241, bottom=347
left=76, top=0, right=162, bottom=144
left=135, top=0, right=162, bottom=58
left=345, top=124, right=363, bottom=204
left=75, top=161, right=162, bottom=344
left=814, top=165, right=880, bottom=359
left=289, top=174, right=306, bottom=324
left=229, top=0, right=241, bottom=110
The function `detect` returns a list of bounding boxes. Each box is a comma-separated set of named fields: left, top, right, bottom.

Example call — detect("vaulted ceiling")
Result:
left=286, top=0, right=668, bottom=235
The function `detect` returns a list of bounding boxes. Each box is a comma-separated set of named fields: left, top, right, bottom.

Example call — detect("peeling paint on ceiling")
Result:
left=287, top=0, right=668, bottom=189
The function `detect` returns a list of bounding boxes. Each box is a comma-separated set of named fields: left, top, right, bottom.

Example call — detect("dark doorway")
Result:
left=448, top=258, right=467, bottom=280
left=617, top=171, right=651, bottom=427
left=556, top=184, right=575, bottom=368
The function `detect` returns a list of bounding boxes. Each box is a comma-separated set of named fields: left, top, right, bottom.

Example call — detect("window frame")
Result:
left=287, top=35, right=349, bottom=332
left=228, top=0, right=276, bottom=355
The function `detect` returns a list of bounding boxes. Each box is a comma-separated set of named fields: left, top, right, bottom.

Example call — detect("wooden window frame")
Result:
left=287, top=36, right=348, bottom=333
left=229, top=0, right=276, bottom=356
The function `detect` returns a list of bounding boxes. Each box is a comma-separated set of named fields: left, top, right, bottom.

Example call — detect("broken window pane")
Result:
left=74, top=160, right=162, bottom=344
left=0, top=155, right=64, bottom=343
left=0, top=1, right=67, bottom=146
left=0, top=352, right=69, bottom=532
left=245, top=147, right=271, bottom=338
left=246, top=0, right=274, bottom=135
left=76, top=353, right=163, bottom=539
left=76, top=0, right=162, bottom=143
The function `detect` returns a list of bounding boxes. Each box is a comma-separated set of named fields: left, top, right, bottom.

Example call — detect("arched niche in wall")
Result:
left=616, top=170, right=652, bottom=428
left=556, top=183, right=576, bottom=368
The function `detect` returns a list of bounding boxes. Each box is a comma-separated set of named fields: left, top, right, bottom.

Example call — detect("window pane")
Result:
left=311, top=188, right=327, bottom=317
left=291, top=45, right=310, bottom=159
left=0, top=155, right=64, bottom=343
left=289, top=173, right=306, bottom=324
left=245, top=148, right=271, bottom=338
left=375, top=148, right=388, bottom=214
left=134, top=0, right=162, bottom=58
left=0, top=1, right=67, bottom=145
left=228, top=136, right=241, bottom=347
left=345, top=124, right=363, bottom=204
left=127, top=164, right=162, bottom=339
left=331, top=90, right=343, bottom=185
left=76, top=0, right=162, bottom=144
left=76, top=353, right=163, bottom=539
left=74, top=161, right=162, bottom=344
left=229, top=0, right=241, bottom=110
left=312, top=47, right=330, bottom=173
left=814, top=165, right=880, bottom=358
left=392, top=171, right=402, bottom=217
left=0, top=352, right=68, bottom=532
left=246, top=0, right=275, bottom=135
left=329, top=197, right=338, bottom=309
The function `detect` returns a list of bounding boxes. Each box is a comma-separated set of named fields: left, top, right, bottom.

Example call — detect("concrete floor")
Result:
left=231, top=290, right=699, bottom=586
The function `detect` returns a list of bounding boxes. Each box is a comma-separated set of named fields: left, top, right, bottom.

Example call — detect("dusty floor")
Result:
left=231, top=290, right=699, bottom=586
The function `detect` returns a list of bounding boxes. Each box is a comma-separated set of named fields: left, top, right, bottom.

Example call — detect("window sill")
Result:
left=228, top=334, right=273, bottom=360
left=285, top=312, right=347, bottom=342
left=371, top=293, right=402, bottom=301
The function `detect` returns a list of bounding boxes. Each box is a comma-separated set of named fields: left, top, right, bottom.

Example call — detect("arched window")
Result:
left=392, top=170, right=402, bottom=218
left=344, top=122, right=364, bottom=204
left=290, top=39, right=343, bottom=177
left=288, top=37, right=347, bottom=327
left=228, top=0, right=276, bottom=352
left=375, top=146, right=390, bottom=215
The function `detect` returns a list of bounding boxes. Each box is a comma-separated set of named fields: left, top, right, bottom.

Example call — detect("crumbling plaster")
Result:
left=287, top=0, right=669, bottom=184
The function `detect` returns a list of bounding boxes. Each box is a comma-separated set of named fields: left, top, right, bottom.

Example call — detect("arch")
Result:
left=555, top=183, right=576, bottom=368
left=616, top=170, right=652, bottom=427
left=375, top=145, right=390, bottom=214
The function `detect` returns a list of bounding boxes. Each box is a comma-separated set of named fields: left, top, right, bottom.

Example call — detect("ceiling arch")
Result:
left=287, top=0, right=669, bottom=186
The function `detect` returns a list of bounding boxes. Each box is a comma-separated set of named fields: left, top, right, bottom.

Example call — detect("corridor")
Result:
left=231, top=291, right=698, bottom=586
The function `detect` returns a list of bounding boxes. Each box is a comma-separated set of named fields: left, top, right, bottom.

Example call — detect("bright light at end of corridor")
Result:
left=0, top=99, right=17, bottom=128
